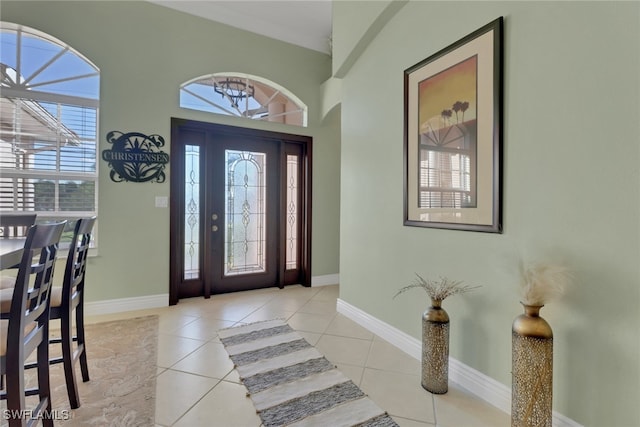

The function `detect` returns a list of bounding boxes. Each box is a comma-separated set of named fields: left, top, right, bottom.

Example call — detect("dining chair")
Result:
left=0, top=221, right=66, bottom=427
left=0, top=214, right=37, bottom=238
left=40, top=216, right=96, bottom=409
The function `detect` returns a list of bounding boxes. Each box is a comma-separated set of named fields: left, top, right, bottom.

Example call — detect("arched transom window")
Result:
left=180, top=73, right=307, bottom=127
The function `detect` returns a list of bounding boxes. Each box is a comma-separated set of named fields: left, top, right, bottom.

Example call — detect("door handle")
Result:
left=212, top=214, right=218, bottom=221
left=212, top=225, right=219, bottom=232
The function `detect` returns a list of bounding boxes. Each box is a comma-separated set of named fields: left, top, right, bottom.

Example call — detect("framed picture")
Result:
left=404, top=17, right=503, bottom=233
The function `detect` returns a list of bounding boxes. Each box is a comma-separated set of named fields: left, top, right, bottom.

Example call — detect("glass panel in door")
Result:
left=224, top=150, right=267, bottom=276
left=184, top=144, right=200, bottom=280
left=285, top=154, right=299, bottom=270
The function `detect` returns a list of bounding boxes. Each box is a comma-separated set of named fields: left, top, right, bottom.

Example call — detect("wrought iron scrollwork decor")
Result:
left=102, top=131, right=170, bottom=183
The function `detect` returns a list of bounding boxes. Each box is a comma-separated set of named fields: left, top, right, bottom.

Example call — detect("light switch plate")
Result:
left=155, top=196, right=168, bottom=208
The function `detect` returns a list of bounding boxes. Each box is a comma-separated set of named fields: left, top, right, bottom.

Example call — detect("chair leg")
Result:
left=61, top=310, right=81, bottom=409
left=5, top=363, right=27, bottom=427
left=76, top=301, right=90, bottom=382
left=37, top=331, right=54, bottom=427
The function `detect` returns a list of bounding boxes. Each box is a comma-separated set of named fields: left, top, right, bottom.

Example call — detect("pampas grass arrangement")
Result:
left=512, top=260, right=570, bottom=427
left=394, top=274, right=479, bottom=302
left=519, top=261, right=572, bottom=306
left=394, top=274, right=478, bottom=394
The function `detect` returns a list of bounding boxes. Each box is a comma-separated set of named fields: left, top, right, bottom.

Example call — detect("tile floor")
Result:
left=86, top=284, right=509, bottom=427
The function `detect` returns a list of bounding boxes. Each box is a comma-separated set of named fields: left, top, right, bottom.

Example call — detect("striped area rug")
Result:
left=218, top=319, right=398, bottom=427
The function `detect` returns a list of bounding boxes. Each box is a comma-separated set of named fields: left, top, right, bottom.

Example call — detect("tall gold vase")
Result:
left=422, top=298, right=449, bottom=394
left=511, top=303, right=553, bottom=427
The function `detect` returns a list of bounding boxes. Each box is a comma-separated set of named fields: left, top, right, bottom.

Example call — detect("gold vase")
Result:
left=511, top=303, right=553, bottom=427
left=422, top=298, right=449, bottom=394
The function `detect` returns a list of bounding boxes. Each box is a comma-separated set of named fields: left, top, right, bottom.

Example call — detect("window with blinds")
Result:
left=0, top=22, right=99, bottom=230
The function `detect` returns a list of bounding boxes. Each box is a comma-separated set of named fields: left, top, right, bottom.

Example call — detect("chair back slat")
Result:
left=64, top=217, right=96, bottom=305
left=8, top=221, right=66, bottom=335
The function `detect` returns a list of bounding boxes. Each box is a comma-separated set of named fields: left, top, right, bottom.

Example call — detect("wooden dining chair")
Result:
left=40, top=216, right=96, bottom=409
left=0, top=221, right=66, bottom=427
left=0, top=214, right=37, bottom=238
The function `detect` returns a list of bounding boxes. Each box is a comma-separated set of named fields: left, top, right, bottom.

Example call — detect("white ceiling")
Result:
left=148, top=1, right=333, bottom=55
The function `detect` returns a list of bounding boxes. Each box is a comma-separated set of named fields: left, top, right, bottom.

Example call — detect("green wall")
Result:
left=1, top=1, right=341, bottom=301
left=335, top=1, right=639, bottom=426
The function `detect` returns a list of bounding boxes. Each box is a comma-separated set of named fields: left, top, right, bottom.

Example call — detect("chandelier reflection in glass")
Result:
left=214, top=78, right=255, bottom=109
left=180, top=72, right=308, bottom=126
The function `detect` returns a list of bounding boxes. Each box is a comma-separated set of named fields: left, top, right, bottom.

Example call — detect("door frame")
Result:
left=169, top=118, right=312, bottom=305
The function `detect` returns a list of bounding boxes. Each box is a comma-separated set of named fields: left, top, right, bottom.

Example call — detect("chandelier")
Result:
left=214, top=78, right=255, bottom=108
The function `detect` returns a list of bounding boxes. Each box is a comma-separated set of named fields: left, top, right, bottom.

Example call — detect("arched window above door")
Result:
left=179, top=73, right=308, bottom=127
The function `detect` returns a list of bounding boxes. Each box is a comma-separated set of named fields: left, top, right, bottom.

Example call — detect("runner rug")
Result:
left=218, top=319, right=399, bottom=427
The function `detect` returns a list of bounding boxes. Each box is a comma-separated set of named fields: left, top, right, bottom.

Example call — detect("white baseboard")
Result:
left=336, top=298, right=583, bottom=427
left=85, top=293, right=168, bottom=316
left=311, top=273, right=339, bottom=287
left=84, top=274, right=340, bottom=316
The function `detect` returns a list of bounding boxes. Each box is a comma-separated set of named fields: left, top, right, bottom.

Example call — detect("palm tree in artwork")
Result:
left=441, top=109, right=452, bottom=126
left=452, top=101, right=463, bottom=123
left=460, top=101, right=469, bottom=123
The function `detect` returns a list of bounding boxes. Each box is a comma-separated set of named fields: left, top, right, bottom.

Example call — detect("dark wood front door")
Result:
left=169, top=119, right=312, bottom=304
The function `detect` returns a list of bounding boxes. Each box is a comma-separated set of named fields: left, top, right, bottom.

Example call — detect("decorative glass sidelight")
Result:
left=286, top=155, right=299, bottom=270
left=224, top=150, right=267, bottom=275
left=184, top=145, right=200, bottom=280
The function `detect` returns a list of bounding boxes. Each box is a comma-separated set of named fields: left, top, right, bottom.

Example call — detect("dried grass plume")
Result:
left=393, top=274, right=479, bottom=302
left=519, top=261, right=572, bottom=306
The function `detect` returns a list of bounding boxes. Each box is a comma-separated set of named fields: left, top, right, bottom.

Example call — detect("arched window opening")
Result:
left=0, top=22, right=99, bottom=242
left=180, top=73, right=308, bottom=127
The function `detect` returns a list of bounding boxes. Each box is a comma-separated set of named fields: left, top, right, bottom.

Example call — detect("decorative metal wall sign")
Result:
left=102, top=131, right=169, bottom=183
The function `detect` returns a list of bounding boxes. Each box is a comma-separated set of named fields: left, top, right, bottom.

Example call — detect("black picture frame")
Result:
left=403, top=17, right=503, bottom=233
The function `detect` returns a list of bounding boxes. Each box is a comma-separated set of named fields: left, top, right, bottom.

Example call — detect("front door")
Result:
left=169, top=119, right=312, bottom=303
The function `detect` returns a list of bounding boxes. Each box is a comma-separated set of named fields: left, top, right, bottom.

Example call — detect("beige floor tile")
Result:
left=170, top=317, right=236, bottom=341
left=297, top=330, right=322, bottom=346
left=325, top=313, right=375, bottom=340
left=155, top=369, right=218, bottom=426
left=198, top=300, right=264, bottom=322
left=366, top=337, right=421, bottom=375
left=172, top=380, right=262, bottom=427
left=222, top=368, right=242, bottom=384
left=296, top=298, right=338, bottom=315
left=314, top=334, right=372, bottom=366
left=156, top=333, right=206, bottom=368
left=310, top=284, right=340, bottom=301
left=279, top=284, right=321, bottom=297
left=168, top=298, right=228, bottom=318
left=360, top=368, right=436, bottom=423
left=239, top=305, right=296, bottom=324
left=433, top=385, right=510, bottom=427
left=80, top=284, right=511, bottom=426
left=262, top=295, right=313, bottom=312
left=157, top=312, right=201, bottom=334
left=287, top=311, right=335, bottom=333
left=170, top=341, right=235, bottom=379
left=335, top=362, right=365, bottom=386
